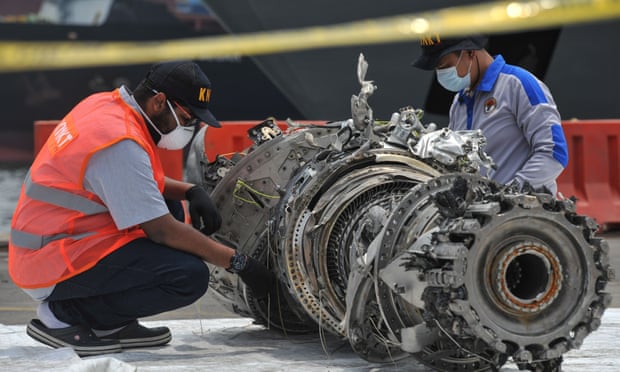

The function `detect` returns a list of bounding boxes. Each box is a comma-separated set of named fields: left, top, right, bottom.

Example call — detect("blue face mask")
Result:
left=436, top=51, right=473, bottom=92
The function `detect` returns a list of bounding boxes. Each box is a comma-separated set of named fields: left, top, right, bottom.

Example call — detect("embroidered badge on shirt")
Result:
left=484, top=98, right=497, bottom=114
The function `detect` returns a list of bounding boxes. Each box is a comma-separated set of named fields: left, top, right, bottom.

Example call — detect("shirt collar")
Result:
left=119, top=85, right=140, bottom=110
left=478, top=54, right=505, bottom=92
left=458, top=54, right=505, bottom=100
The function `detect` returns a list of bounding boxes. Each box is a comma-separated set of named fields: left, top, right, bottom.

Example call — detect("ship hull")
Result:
left=204, top=0, right=620, bottom=124
left=0, top=1, right=302, bottom=161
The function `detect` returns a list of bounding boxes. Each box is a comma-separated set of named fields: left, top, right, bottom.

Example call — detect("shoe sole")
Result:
left=27, top=322, right=122, bottom=356
left=114, top=330, right=172, bottom=348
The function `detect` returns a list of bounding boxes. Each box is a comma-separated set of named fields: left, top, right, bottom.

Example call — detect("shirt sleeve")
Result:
left=84, top=140, right=170, bottom=230
left=513, top=76, right=568, bottom=192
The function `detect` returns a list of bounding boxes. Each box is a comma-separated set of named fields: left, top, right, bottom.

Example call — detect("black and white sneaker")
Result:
left=26, top=319, right=122, bottom=356
left=101, top=320, right=171, bottom=348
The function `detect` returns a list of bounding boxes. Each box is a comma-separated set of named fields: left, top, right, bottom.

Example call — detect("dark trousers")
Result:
left=48, top=201, right=210, bottom=330
left=48, top=238, right=209, bottom=330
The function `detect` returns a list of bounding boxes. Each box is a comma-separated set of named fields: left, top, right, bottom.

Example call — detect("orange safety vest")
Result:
left=8, top=89, right=165, bottom=289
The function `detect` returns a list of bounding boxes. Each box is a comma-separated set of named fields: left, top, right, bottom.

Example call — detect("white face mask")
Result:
left=436, top=51, right=473, bottom=92
left=138, top=99, right=195, bottom=150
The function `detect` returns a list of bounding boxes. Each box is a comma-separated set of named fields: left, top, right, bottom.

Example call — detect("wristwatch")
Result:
left=226, top=252, right=248, bottom=274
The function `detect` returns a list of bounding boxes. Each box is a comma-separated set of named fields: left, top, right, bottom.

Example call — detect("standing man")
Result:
left=9, top=60, right=275, bottom=356
left=413, top=35, right=568, bottom=195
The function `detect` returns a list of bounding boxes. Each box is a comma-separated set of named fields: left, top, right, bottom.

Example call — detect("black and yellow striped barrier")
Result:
left=0, top=0, right=619, bottom=72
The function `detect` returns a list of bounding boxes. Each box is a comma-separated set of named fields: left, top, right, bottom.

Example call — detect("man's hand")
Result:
left=186, top=185, right=222, bottom=235
left=227, top=252, right=277, bottom=299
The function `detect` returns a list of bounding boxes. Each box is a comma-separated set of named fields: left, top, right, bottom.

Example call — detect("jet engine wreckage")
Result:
left=185, top=55, right=613, bottom=371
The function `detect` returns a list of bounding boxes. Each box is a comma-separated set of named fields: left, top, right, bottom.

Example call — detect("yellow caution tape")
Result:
left=0, top=0, right=619, bottom=72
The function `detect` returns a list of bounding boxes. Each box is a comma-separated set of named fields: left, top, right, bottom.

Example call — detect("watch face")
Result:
left=228, top=253, right=247, bottom=273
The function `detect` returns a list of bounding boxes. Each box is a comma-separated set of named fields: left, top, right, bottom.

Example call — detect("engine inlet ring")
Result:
left=494, top=241, right=563, bottom=313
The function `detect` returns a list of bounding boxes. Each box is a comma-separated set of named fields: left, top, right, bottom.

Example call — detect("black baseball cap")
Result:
left=145, top=60, right=221, bottom=128
left=412, top=35, right=488, bottom=70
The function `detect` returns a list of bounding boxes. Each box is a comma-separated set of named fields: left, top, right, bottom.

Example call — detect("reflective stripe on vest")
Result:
left=10, top=172, right=108, bottom=250
left=24, top=171, right=108, bottom=215
left=10, top=229, right=96, bottom=250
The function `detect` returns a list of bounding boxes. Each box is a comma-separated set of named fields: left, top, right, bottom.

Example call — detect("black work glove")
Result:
left=186, top=185, right=222, bottom=235
left=433, top=176, right=469, bottom=218
left=227, top=252, right=277, bottom=299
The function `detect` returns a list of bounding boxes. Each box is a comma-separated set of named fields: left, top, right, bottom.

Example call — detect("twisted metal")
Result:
left=188, top=54, right=612, bottom=371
